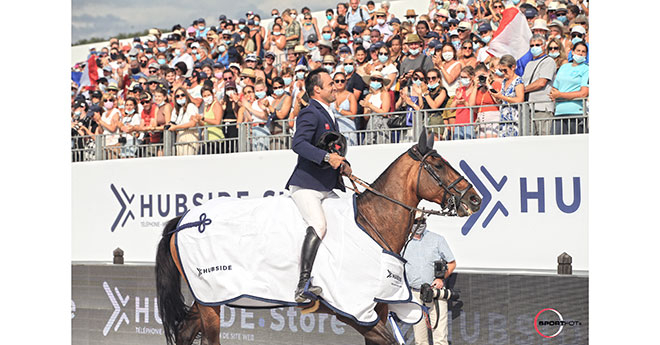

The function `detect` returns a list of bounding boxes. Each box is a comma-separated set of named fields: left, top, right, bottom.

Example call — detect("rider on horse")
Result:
left=285, top=68, right=352, bottom=303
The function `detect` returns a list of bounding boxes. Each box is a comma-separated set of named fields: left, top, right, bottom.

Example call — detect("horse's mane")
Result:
left=356, top=149, right=410, bottom=202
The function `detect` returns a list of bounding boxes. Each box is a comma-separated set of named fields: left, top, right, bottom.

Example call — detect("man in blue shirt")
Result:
left=403, top=214, right=456, bottom=345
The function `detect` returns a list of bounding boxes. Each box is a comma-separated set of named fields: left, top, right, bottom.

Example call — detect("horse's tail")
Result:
left=156, top=216, right=188, bottom=345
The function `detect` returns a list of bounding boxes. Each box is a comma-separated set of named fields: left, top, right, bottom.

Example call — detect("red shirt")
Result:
left=454, top=86, right=474, bottom=124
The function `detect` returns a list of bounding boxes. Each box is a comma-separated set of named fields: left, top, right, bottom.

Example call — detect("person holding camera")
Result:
left=403, top=215, right=456, bottom=345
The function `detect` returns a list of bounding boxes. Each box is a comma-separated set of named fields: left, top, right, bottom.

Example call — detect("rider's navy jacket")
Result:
left=285, top=99, right=346, bottom=192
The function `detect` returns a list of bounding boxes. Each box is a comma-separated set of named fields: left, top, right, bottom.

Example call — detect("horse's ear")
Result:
left=426, top=130, right=434, bottom=151
left=418, top=129, right=429, bottom=155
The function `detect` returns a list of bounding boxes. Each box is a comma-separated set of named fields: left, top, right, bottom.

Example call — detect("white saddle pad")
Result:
left=174, top=195, right=422, bottom=326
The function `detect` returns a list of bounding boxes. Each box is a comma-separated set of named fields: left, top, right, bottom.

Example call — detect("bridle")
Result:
left=348, top=145, right=473, bottom=251
left=407, top=145, right=473, bottom=218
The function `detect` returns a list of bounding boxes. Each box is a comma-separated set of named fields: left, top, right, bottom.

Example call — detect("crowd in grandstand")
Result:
left=71, top=0, right=589, bottom=159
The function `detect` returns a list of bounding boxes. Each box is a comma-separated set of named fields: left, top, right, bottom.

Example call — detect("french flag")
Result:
left=78, top=55, right=99, bottom=91
left=486, top=8, right=532, bottom=60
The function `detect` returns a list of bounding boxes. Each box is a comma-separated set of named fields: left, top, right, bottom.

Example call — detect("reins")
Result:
left=344, top=146, right=470, bottom=252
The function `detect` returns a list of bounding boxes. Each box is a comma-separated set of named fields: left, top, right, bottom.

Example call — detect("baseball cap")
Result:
left=571, top=25, right=586, bottom=35
left=219, top=14, right=227, bottom=21
left=245, top=54, right=257, bottom=62
left=388, top=18, right=401, bottom=25
left=457, top=21, right=471, bottom=32
left=338, top=46, right=352, bottom=54
left=478, top=22, right=492, bottom=33
left=306, top=33, right=318, bottom=43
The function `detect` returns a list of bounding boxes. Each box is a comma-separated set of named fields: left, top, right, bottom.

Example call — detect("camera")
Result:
left=478, top=75, right=487, bottom=84
left=164, top=124, right=172, bottom=130
left=434, top=259, right=448, bottom=280
left=118, top=136, right=127, bottom=145
left=419, top=283, right=459, bottom=303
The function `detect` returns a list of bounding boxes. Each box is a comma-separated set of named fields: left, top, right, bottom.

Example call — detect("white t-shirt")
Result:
left=171, top=103, right=198, bottom=125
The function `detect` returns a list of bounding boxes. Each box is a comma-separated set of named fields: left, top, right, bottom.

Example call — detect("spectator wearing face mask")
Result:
left=450, top=65, right=475, bottom=140
left=373, top=9, right=393, bottom=41
left=522, top=34, right=557, bottom=136
left=264, top=23, right=287, bottom=68
left=169, top=87, right=201, bottom=155
left=549, top=41, right=588, bottom=135
left=360, top=70, right=392, bottom=144
left=99, top=93, right=121, bottom=159
left=266, top=77, right=293, bottom=139
left=546, top=38, right=568, bottom=71
left=282, top=9, right=302, bottom=50
left=468, top=63, right=499, bottom=139
left=434, top=42, right=461, bottom=129
left=567, top=25, right=588, bottom=64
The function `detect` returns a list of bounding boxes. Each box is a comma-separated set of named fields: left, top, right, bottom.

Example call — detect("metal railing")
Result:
left=71, top=99, right=588, bottom=162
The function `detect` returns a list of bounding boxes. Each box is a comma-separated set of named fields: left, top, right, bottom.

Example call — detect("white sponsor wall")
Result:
left=72, top=135, right=588, bottom=271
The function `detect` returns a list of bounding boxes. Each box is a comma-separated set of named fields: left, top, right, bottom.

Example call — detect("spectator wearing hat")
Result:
left=428, top=0, right=448, bottom=20
left=330, top=71, right=359, bottom=145
left=246, top=19, right=263, bottom=58
left=549, top=41, right=588, bottom=135
left=404, top=9, right=418, bottom=25
left=264, top=77, right=293, bottom=143
left=547, top=20, right=570, bottom=56
left=522, top=34, right=557, bottom=136
left=531, top=18, right=549, bottom=37
left=399, top=34, right=434, bottom=87
left=474, top=23, right=493, bottom=62
left=373, top=9, right=393, bottom=41
left=282, top=9, right=302, bottom=50
left=367, top=45, right=398, bottom=94
left=237, top=26, right=256, bottom=55
left=360, top=70, right=392, bottom=144
left=456, top=21, right=471, bottom=44
left=567, top=25, right=588, bottom=64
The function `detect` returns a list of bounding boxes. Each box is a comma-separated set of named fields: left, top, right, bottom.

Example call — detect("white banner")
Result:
left=72, top=135, right=588, bottom=271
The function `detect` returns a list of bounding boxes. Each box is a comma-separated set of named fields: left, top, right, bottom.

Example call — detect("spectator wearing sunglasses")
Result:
left=330, top=71, right=359, bottom=145
left=567, top=25, right=588, bottom=65
left=169, top=87, right=201, bottom=155
left=522, top=34, right=557, bottom=136
left=546, top=38, right=568, bottom=71
left=458, top=39, right=477, bottom=69
left=490, top=54, right=524, bottom=137
left=99, top=94, right=121, bottom=158
left=360, top=70, right=392, bottom=144
left=487, top=0, right=505, bottom=31
left=373, top=10, right=393, bottom=41
left=549, top=41, right=589, bottom=135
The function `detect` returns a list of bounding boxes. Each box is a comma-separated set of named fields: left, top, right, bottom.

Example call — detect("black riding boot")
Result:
left=294, top=226, right=323, bottom=303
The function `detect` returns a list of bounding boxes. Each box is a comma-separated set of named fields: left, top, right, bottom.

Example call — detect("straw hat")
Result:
left=404, top=33, right=423, bottom=44
left=531, top=19, right=549, bottom=32
left=405, top=9, right=417, bottom=17
left=362, top=70, right=391, bottom=88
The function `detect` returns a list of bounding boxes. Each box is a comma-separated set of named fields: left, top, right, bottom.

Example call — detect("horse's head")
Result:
left=408, top=131, right=481, bottom=217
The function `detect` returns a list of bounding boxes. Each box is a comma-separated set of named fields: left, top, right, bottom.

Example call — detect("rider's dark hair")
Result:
left=305, top=68, right=329, bottom=97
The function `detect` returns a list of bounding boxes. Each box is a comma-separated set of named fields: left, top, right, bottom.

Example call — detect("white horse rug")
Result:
left=173, top=194, right=422, bottom=326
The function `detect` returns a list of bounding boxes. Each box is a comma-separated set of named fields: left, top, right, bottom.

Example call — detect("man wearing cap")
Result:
left=285, top=67, right=351, bottom=304
left=456, top=21, right=471, bottom=43
left=399, top=34, right=433, bottom=83
left=522, top=34, right=557, bottom=136
left=475, top=22, right=493, bottom=62
left=196, top=18, right=209, bottom=38
left=567, top=25, right=588, bottom=64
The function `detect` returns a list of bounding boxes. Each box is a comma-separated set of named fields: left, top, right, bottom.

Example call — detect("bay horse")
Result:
left=155, top=131, right=482, bottom=345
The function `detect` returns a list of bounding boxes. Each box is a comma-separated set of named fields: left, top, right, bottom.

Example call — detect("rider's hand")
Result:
left=328, top=153, right=345, bottom=170
left=340, top=162, right=352, bottom=176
